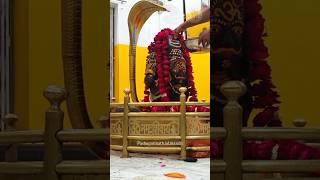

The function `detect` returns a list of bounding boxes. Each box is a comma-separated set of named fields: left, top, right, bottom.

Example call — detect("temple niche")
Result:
left=1, top=0, right=320, bottom=179
left=110, top=0, right=211, bottom=179
left=110, top=0, right=320, bottom=179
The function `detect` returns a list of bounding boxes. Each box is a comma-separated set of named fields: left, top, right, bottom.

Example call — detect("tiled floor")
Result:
left=110, top=150, right=210, bottom=180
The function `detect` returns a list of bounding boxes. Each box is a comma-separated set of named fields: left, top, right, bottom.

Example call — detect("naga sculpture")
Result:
left=128, top=0, right=167, bottom=102
left=61, top=0, right=107, bottom=158
left=60, top=0, right=167, bottom=158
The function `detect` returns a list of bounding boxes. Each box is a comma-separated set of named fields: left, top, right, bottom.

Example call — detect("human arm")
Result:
left=175, top=7, right=210, bottom=33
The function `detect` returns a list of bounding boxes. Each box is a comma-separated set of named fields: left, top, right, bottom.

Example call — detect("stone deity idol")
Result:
left=143, top=29, right=210, bottom=158
left=144, top=29, right=199, bottom=108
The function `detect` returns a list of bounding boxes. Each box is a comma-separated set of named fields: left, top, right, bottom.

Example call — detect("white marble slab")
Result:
left=110, top=150, right=210, bottom=180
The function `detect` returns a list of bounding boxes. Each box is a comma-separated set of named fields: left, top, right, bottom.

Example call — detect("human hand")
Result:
left=198, top=29, right=210, bottom=47
left=175, top=24, right=185, bottom=34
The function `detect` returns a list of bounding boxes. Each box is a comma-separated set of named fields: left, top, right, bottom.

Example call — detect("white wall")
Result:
left=111, top=0, right=203, bottom=47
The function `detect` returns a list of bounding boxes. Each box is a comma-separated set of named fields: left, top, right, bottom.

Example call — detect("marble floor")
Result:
left=110, top=150, right=210, bottom=180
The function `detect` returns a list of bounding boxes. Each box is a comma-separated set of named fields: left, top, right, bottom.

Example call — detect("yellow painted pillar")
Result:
left=13, top=0, right=109, bottom=129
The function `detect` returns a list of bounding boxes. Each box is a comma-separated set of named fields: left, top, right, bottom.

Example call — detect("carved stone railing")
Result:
left=110, top=87, right=210, bottom=160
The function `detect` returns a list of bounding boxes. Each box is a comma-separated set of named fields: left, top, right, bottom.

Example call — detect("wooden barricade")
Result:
left=0, top=86, right=109, bottom=180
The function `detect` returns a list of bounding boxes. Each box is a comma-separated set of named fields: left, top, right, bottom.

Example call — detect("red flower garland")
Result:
left=143, top=29, right=199, bottom=111
left=244, top=0, right=281, bottom=127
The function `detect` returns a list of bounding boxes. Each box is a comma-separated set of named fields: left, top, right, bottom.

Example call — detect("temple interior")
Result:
left=1, top=0, right=319, bottom=129
left=0, top=0, right=320, bottom=180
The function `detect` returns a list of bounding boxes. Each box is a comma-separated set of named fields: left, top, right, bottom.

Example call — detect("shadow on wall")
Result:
left=260, top=0, right=320, bottom=127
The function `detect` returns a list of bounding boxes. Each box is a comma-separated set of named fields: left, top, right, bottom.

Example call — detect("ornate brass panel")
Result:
left=129, top=117, right=180, bottom=136
left=187, top=116, right=210, bottom=136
